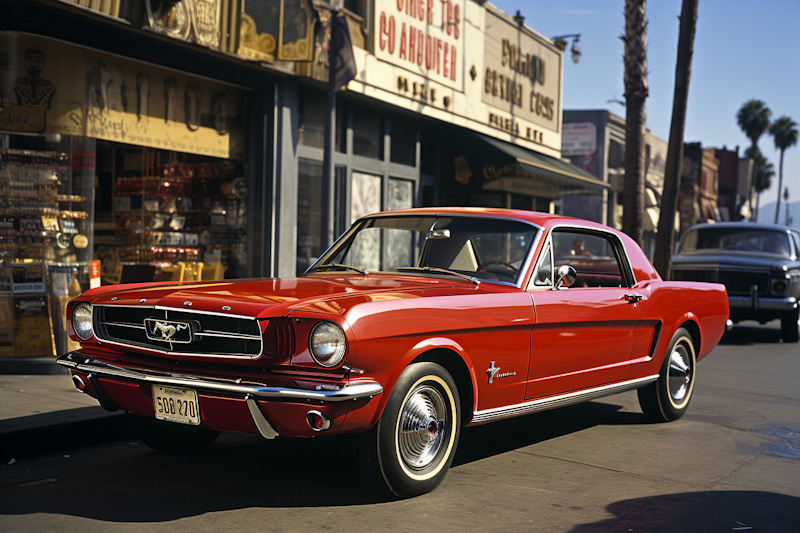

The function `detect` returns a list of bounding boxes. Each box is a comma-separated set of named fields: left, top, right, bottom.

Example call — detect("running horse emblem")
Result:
left=152, top=321, right=189, bottom=341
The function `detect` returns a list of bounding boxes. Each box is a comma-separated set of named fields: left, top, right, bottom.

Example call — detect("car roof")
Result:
left=369, top=207, right=601, bottom=230
left=683, top=221, right=798, bottom=233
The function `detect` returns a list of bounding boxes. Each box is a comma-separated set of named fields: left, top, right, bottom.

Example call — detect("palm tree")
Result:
left=749, top=152, right=774, bottom=221
left=770, top=115, right=799, bottom=223
left=653, top=0, right=697, bottom=279
left=736, top=99, right=771, bottom=216
left=622, top=0, right=648, bottom=246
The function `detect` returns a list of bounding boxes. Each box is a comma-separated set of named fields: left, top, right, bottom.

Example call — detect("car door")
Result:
left=526, top=228, right=641, bottom=400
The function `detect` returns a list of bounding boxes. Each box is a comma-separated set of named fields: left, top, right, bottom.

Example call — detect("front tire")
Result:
left=780, top=308, right=799, bottom=343
left=355, top=362, right=461, bottom=498
left=638, top=327, right=696, bottom=422
left=126, top=413, right=220, bottom=454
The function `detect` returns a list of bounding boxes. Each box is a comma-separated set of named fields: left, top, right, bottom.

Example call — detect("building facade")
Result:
left=1, top=0, right=606, bottom=357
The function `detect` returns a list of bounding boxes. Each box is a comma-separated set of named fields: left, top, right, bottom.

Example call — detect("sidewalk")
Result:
left=0, top=357, right=130, bottom=462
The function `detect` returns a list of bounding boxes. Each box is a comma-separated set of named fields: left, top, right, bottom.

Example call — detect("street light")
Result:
left=551, top=34, right=582, bottom=63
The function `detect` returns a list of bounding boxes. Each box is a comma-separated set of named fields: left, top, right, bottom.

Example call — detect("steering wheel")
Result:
left=477, top=260, right=519, bottom=274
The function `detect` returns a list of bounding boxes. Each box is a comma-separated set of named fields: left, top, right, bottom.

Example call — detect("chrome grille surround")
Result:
left=93, top=305, right=263, bottom=358
left=671, top=268, right=770, bottom=295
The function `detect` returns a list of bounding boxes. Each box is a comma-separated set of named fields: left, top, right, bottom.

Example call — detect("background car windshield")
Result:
left=680, top=227, right=792, bottom=257
left=317, top=216, right=538, bottom=285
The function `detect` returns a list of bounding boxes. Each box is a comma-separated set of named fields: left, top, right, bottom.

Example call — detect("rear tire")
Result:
left=780, top=308, right=799, bottom=343
left=354, top=362, right=460, bottom=499
left=126, top=413, right=220, bottom=454
left=638, top=327, right=696, bottom=422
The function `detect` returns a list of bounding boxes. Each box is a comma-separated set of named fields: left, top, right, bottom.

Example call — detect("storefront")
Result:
left=0, top=0, right=294, bottom=358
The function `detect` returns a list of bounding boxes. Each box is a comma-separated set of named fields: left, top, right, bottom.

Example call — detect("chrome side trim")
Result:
left=471, top=375, right=659, bottom=424
left=246, top=394, right=279, bottom=439
left=57, top=352, right=383, bottom=403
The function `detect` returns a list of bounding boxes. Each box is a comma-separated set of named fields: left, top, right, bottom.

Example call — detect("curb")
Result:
left=0, top=408, right=132, bottom=463
left=0, top=357, right=68, bottom=376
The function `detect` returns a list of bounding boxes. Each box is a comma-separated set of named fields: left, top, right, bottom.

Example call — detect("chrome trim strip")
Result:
left=471, top=375, right=659, bottom=424
left=57, top=352, right=383, bottom=403
left=195, top=331, right=262, bottom=340
left=246, top=394, right=279, bottom=439
left=104, top=321, right=146, bottom=330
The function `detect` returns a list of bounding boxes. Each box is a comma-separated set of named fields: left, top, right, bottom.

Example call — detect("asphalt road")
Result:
left=1, top=322, right=798, bottom=532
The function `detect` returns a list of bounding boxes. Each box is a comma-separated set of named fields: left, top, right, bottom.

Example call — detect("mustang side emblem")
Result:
left=487, top=361, right=517, bottom=384
left=144, top=318, right=193, bottom=343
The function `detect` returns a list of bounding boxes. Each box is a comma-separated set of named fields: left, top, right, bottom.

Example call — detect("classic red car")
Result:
left=59, top=208, right=729, bottom=497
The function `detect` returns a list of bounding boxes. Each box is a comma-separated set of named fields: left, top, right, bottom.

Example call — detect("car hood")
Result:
left=671, top=251, right=799, bottom=271
left=81, top=274, right=485, bottom=319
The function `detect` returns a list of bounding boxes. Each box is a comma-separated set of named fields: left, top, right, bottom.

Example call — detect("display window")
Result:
left=0, top=32, right=249, bottom=357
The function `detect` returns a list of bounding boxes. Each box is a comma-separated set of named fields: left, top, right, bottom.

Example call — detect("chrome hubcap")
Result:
left=668, top=343, right=692, bottom=402
left=398, top=385, right=448, bottom=470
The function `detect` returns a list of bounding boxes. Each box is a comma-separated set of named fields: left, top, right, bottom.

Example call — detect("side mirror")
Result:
left=554, top=265, right=577, bottom=289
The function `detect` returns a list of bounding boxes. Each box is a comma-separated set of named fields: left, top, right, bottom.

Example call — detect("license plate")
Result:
left=152, top=385, right=201, bottom=425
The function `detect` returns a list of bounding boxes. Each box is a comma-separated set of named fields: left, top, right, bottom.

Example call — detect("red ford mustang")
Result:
left=60, top=208, right=729, bottom=497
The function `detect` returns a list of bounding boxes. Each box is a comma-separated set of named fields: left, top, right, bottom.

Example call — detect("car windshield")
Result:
left=679, top=227, right=793, bottom=257
left=309, top=215, right=539, bottom=286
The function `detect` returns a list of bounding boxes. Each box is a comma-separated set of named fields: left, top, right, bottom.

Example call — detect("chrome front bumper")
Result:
left=56, top=352, right=383, bottom=440
left=728, top=295, right=798, bottom=311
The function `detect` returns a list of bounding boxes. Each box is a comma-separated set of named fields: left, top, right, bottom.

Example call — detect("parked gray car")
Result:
left=672, top=222, right=800, bottom=342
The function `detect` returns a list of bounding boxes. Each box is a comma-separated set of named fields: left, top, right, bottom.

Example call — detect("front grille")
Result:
left=94, top=305, right=263, bottom=357
left=671, top=269, right=770, bottom=295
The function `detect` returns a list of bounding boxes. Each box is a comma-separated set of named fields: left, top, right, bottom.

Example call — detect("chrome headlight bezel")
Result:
left=308, top=321, right=347, bottom=368
left=72, top=303, right=94, bottom=341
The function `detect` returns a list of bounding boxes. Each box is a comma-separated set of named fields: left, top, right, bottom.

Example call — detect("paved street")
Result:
left=1, top=323, right=798, bottom=532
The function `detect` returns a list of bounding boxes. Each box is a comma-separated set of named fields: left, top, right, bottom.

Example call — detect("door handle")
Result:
left=624, top=293, right=643, bottom=305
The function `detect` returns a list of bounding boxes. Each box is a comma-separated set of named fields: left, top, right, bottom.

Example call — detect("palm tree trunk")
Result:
left=775, top=149, right=785, bottom=224
left=653, top=0, right=697, bottom=278
left=622, top=0, right=648, bottom=246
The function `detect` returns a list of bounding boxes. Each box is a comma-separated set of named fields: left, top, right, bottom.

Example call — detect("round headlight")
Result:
left=309, top=321, right=347, bottom=367
left=72, top=303, right=94, bottom=340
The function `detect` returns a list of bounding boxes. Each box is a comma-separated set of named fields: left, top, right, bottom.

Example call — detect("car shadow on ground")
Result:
left=568, top=490, right=800, bottom=532
left=0, top=401, right=641, bottom=522
left=719, top=322, right=783, bottom=345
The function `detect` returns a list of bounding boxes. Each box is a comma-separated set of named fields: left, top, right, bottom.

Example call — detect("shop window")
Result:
left=386, top=178, right=414, bottom=269
left=297, top=158, right=323, bottom=275
left=390, top=115, right=416, bottom=166
left=348, top=172, right=382, bottom=270
left=106, top=147, right=248, bottom=280
left=353, top=109, right=384, bottom=159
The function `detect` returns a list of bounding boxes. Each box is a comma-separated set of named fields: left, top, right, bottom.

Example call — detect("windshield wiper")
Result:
left=306, top=263, right=369, bottom=275
left=396, top=266, right=480, bottom=285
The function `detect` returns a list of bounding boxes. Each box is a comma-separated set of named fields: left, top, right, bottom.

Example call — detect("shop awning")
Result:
left=477, top=134, right=610, bottom=192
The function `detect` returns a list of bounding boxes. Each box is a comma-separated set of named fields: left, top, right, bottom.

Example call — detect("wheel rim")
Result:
left=667, top=342, right=693, bottom=403
left=397, top=384, right=448, bottom=470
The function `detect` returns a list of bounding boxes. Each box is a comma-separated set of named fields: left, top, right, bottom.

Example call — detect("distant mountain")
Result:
left=754, top=199, right=800, bottom=228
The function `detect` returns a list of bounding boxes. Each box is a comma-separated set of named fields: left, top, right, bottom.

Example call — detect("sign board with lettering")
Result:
left=562, top=122, right=597, bottom=156
left=0, top=32, right=246, bottom=159
left=481, top=10, right=562, bottom=134
left=374, top=0, right=464, bottom=90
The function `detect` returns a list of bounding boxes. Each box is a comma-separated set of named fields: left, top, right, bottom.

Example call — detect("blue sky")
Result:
left=490, top=0, right=800, bottom=220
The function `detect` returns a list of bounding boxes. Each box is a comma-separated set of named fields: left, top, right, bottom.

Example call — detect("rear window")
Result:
left=679, top=227, right=792, bottom=257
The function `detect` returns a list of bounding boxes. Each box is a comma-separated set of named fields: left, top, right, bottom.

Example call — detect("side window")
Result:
left=551, top=231, right=627, bottom=288
left=533, top=243, right=553, bottom=286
